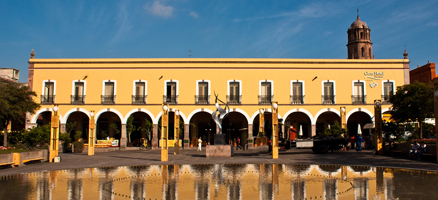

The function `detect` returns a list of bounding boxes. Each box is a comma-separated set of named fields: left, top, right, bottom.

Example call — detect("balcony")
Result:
left=382, top=94, right=392, bottom=104
left=227, top=95, right=242, bottom=104
left=132, top=95, right=147, bottom=104
left=322, top=95, right=335, bottom=104
left=290, top=95, right=304, bottom=104
left=195, top=95, right=210, bottom=104
left=351, top=95, right=366, bottom=104
left=71, top=95, right=85, bottom=104
left=258, top=95, right=273, bottom=104
left=101, top=95, right=116, bottom=104
left=163, top=95, right=178, bottom=104
left=41, top=95, right=55, bottom=105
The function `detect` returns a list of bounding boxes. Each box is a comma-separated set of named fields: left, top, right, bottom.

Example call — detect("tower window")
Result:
left=361, top=47, right=364, bottom=57
left=360, top=32, right=363, bottom=39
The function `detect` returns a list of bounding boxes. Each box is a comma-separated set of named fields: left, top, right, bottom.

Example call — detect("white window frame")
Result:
left=72, top=80, right=87, bottom=96
left=259, top=80, right=274, bottom=96
left=42, top=80, right=56, bottom=96
left=132, top=80, right=147, bottom=96
left=291, top=80, right=305, bottom=104
left=164, top=80, right=179, bottom=96
left=227, top=80, right=242, bottom=96
left=195, top=80, right=211, bottom=96
left=321, top=80, right=336, bottom=104
left=102, top=80, right=117, bottom=96
left=351, top=80, right=366, bottom=96
left=381, top=80, right=395, bottom=95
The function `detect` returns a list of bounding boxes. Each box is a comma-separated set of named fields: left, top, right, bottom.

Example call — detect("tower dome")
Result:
left=347, top=15, right=373, bottom=59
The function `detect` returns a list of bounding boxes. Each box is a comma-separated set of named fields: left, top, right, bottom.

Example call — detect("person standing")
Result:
left=356, top=134, right=365, bottom=151
left=197, top=137, right=202, bottom=151
left=236, top=137, right=242, bottom=150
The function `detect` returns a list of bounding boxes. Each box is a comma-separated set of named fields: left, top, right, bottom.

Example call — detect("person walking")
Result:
left=356, top=134, right=365, bottom=151
left=236, top=137, right=242, bottom=150
left=197, top=137, right=202, bottom=151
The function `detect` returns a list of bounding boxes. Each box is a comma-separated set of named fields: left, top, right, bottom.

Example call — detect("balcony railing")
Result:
left=195, top=95, right=210, bottom=104
left=351, top=95, right=366, bottom=104
left=322, top=95, right=335, bottom=104
left=382, top=94, right=392, bottom=104
left=227, top=95, right=242, bottom=104
left=71, top=95, right=85, bottom=104
left=290, top=95, right=304, bottom=104
left=41, top=95, right=55, bottom=104
left=132, top=95, right=147, bottom=104
left=163, top=95, right=178, bottom=104
left=258, top=95, right=273, bottom=104
left=101, top=95, right=116, bottom=104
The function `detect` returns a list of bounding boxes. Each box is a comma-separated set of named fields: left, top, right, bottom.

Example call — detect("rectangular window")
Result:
left=383, top=82, right=394, bottom=103
left=102, top=82, right=115, bottom=104
left=133, top=82, right=146, bottom=104
left=353, top=82, right=365, bottom=104
left=292, top=82, right=303, bottom=104
left=323, top=82, right=334, bottom=104
left=259, top=82, right=272, bottom=104
left=166, top=82, right=177, bottom=104
left=135, top=82, right=145, bottom=96
left=196, top=82, right=209, bottom=104
left=72, top=82, right=84, bottom=104
left=42, top=82, right=55, bottom=104
left=228, top=82, right=240, bottom=104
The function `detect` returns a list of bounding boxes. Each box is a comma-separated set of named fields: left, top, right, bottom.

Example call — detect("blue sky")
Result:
left=1, top=0, right=437, bottom=83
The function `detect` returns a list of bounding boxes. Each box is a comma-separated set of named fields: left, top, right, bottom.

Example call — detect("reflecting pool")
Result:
left=0, top=164, right=437, bottom=200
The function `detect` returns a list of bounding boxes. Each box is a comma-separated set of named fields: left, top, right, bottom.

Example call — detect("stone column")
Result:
left=247, top=124, right=253, bottom=148
left=60, top=123, right=66, bottom=133
left=311, top=124, right=316, bottom=137
left=120, top=124, right=127, bottom=149
left=184, top=124, right=190, bottom=148
left=152, top=124, right=158, bottom=149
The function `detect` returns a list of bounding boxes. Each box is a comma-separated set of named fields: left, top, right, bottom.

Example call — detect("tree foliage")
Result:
left=0, top=82, right=40, bottom=146
left=389, top=82, right=434, bottom=138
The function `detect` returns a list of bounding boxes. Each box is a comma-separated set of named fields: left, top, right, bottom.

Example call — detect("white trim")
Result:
left=258, top=80, right=274, bottom=95
left=42, top=80, right=57, bottom=95
left=31, top=108, right=63, bottom=124
left=321, top=80, right=336, bottom=104
left=61, top=108, right=91, bottom=124
left=351, top=80, right=366, bottom=96
left=382, top=107, right=393, bottom=114
left=290, top=80, right=305, bottom=96
left=282, top=108, right=313, bottom=123
left=195, top=80, right=211, bottom=95
left=102, top=80, right=117, bottom=95
left=132, top=80, right=148, bottom=96
left=155, top=110, right=187, bottom=124
left=313, top=108, right=340, bottom=125
left=71, top=80, right=87, bottom=95
left=123, top=108, right=155, bottom=124
left=381, top=80, right=395, bottom=95
left=186, top=108, right=214, bottom=124
left=250, top=109, right=282, bottom=124
left=345, top=108, right=374, bottom=123
left=94, top=108, right=124, bottom=123
left=227, top=80, right=242, bottom=96
left=164, top=79, right=179, bottom=95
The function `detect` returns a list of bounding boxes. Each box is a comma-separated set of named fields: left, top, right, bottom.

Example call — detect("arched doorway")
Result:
left=315, top=111, right=340, bottom=137
left=347, top=111, right=372, bottom=137
left=189, top=112, right=216, bottom=145
left=65, top=112, right=89, bottom=142
left=252, top=112, right=273, bottom=140
left=96, top=112, right=122, bottom=142
left=157, top=111, right=185, bottom=146
left=124, top=112, right=153, bottom=147
left=36, top=111, right=52, bottom=127
left=222, top=112, right=249, bottom=145
left=284, top=112, right=312, bottom=139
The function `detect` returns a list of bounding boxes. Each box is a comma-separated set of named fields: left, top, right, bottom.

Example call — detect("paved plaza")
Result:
left=1, top=148, right=438, bottom=176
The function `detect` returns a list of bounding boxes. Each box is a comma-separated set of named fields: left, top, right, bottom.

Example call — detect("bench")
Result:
left=0, top=162, right=17, bottom=167
left=22, top=157, right=45, bottom=164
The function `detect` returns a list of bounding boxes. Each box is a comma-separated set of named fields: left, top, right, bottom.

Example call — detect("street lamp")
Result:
left=272, top=102, right=279, bottom=159
left=259, top=108, right=265, bottom=136
left=49, top=105, right=60, bottom=162
left=174, top=110, right=180, bottom=155
left=161, top=104, right=169, bottom=161
left=88, top=111, right=95, bottom=156
left=374, top=100, right=383, bottom=155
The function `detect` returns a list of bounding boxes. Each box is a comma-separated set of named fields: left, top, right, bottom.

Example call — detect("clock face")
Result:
left=435, top=90, right=438, bottom=97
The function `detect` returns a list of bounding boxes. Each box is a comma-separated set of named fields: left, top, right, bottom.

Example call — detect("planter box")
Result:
left=0, top=149, right=48, bottom=167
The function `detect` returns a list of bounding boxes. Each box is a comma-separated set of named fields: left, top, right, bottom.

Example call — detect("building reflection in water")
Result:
left=4, top=164, right=438, bottom=199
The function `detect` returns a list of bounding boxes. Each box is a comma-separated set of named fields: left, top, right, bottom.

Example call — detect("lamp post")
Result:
left=374, top=100, right=383, bottom=155
left=340, top=107, right=346, bottom=137
left=272, top=102, right=279, bottom=159
left=88, top=111, right=95, bottom=156
left=161, top=104, right=169, bottom=161
left=49, top=105, right=60, bottom=162
left=174, top=110, right=180, bottom=155
left=434, top=90, right=438, bottom=163
left=259, top=108, right=265, bottom=136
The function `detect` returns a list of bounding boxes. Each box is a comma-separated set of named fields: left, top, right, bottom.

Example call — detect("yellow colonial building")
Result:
left=25, top=17, right=410, bottom=149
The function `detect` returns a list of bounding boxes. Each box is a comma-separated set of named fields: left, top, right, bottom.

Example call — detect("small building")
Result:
left=410, top=61, right=436, bottom=84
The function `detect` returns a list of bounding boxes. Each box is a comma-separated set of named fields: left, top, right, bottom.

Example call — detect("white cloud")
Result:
left=145, top=1, right=173, bottom=18
left=189, top=11, right=199, bottom=18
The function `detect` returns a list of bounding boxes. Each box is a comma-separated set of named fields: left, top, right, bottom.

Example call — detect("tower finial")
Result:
left=403, top=46, right=408, bottom=59
left=357, top=8, right=359, bottom=20
left=30, top=49, right=35, bottom=59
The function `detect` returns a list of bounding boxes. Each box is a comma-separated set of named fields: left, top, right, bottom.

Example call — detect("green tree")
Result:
left=126, top=116, right=135, bottom=143
left=389, top=82, right=434, bottom=138
left=0, top=82, right=40, bottom=147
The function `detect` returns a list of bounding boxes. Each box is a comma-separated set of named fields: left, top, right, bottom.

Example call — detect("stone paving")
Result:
left=1, top=147, right=437, bottom=176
